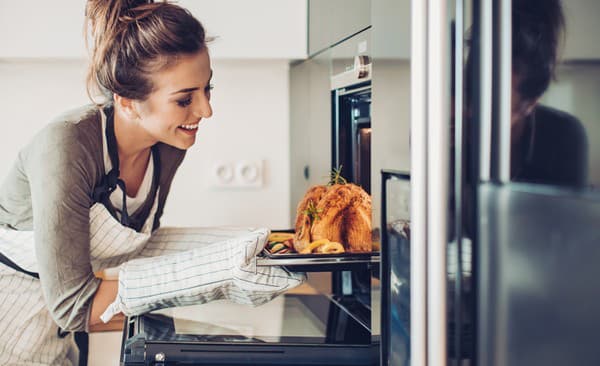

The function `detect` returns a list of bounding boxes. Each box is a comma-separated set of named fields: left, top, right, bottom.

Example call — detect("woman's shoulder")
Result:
left=535, top=105, right=586, bottom=141
left=32, top=104, right=102, bottom=151
left=23, top=104, right=103, bottom=167
left=44, top=104, right=101, bottom=135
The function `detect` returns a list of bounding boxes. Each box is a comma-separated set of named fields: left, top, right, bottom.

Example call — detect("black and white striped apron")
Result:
left=0, top=190, right=159, bottom=365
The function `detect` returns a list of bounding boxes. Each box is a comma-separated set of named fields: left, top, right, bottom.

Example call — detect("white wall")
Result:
left=0, top=58, right=291, bottom=228
left=163, top=59, right=292, bottom=228
left=0, top=59, right=91, bottom=173
left=371, top=60, right=411, bottom=230
left=0, top=0, right=307, bottom=59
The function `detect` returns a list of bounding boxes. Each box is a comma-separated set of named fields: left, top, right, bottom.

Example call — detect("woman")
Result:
left=0, top=0, right=213, bottom=363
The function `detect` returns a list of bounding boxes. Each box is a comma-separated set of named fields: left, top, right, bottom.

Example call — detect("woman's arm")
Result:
left=89, top=279, right=119, bottom=328
left=26, top=121, right=102, bottom=332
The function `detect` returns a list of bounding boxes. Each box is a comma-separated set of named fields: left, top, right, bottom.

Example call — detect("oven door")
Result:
left=121, top=293, right=379, bottom=366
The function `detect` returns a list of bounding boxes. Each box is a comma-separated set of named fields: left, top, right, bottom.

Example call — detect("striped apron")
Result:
left=0, top=190, right=159, bottom=366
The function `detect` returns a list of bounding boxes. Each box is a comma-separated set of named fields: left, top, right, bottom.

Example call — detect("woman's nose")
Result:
left=194, top=94, right=212, bottom=119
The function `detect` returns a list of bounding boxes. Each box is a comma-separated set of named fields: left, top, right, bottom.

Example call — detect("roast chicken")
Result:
left=294, top=183, right=372, bottom=253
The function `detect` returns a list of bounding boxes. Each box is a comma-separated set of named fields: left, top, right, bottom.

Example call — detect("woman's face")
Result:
left=133, top=49, right=213, bottom=150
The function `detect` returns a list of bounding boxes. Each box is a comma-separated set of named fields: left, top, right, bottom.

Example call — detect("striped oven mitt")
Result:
left=100, top=228, right=305, bottom=322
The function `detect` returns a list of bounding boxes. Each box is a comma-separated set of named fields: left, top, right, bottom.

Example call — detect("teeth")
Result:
left=179, top=123, right=199, bottom=130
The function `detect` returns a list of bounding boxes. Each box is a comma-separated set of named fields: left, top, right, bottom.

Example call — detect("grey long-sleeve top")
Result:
left=0, top=104, right=186, bottom=331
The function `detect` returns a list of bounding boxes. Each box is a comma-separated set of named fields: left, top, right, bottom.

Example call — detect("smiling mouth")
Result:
left=178, top=123, right=199, bottom=130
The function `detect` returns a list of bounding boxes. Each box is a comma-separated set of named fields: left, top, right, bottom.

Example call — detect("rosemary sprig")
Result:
left=303, top=200, right=323, bottom=223
left=327, top=165, right=347, bottom=186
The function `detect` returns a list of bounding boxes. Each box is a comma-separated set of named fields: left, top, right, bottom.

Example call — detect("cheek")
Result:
left=153, top=105, right=189, bottom=129
left=168, top=105, right=191, bottom=124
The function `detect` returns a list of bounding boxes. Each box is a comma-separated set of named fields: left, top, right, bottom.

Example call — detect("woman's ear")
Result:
left=113, top=94, right=141, bottom=120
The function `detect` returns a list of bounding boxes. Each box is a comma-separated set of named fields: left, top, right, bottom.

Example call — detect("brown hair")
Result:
left=512, top=0, right=565, bottom=102
left=85, top=0, right=208, bottom=103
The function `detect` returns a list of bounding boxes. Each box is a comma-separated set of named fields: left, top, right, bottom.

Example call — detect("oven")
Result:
left=331, top=56, right=372, bottom=194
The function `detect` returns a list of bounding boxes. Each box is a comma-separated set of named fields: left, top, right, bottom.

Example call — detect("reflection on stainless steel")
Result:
left=471, top=2, right=600, bottom=365
left=134, top=294, right=373, bottom=345
left=477, top=184, right=600, bottom=366
left=164, top=296, right=325, bottom=340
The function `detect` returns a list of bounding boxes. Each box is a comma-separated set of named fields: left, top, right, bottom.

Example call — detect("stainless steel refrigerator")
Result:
left=382, top=0, right=600, bottom=365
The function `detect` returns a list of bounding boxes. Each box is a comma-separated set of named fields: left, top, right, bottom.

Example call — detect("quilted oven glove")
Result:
left=100, top=228, right=306, bottom=322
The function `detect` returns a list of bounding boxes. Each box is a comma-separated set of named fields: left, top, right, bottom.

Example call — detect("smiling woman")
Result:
left=113, top=51, right=214, bottom=151
left=0, top=0, right=212, bottom=364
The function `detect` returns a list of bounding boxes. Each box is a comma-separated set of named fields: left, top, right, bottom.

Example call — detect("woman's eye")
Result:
left=176, top=97, right=192, bottom=107
left=205, top=84, right=214, bottom=95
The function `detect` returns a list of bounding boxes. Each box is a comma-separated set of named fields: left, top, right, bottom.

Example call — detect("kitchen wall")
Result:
left=370, top=0, right=411, bottom=229
left=0, top=58, right=292, bottom=228
left=371, top=59, right=411, bottom=228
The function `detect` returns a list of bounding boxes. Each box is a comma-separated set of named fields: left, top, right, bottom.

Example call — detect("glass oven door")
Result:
left=121, top=293, right=379, bottom=366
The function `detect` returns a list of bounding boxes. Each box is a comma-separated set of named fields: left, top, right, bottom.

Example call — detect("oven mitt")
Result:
left=100, top=228, right=306, bottom=322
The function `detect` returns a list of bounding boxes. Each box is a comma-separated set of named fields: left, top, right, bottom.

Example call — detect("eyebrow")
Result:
left=170, top=70, right=213, bottom=95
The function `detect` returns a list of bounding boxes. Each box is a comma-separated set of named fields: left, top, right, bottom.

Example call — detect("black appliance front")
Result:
left=332, top=81, right=372, bottom=194
left=330, top=81, right=373, bottom=310
left=120, top=294, right=379, bottom=366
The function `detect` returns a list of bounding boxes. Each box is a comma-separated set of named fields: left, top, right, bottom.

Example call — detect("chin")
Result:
left=163, top=137, right=195, bottom=150
left=177, top=140, right=196, bottom=150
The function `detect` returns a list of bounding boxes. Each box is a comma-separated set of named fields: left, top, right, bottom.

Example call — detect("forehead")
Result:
left=151, top=49, right=212, bottom=93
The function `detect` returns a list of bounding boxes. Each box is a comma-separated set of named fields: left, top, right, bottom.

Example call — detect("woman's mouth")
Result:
left=178, top=123, right=199, bottom=135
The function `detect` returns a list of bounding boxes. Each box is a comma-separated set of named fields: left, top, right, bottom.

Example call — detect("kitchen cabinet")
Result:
left=308, top=0, right=371, bottom=56
left=289, top=49, right=332, bottom=222
left=0, top=0, right=307, bottom=59
left=179, top=0, right=307, bottom=59
left=371, top=0, right=411, bottom=60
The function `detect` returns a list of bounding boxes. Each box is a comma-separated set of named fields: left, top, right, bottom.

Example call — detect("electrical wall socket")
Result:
left=212, top=160, right=264, bottom=188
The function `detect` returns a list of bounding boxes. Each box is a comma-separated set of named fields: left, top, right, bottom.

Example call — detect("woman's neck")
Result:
left=113, top=107, right=157, bottom=165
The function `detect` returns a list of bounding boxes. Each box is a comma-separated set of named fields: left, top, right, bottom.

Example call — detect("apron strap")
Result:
left=57, top=328, right=88, bottom=366
left=103, top=106, right=130, bottom=226
left=93, top=105, right=162, bottom=229
left=0, top=251, right=39, bottom=279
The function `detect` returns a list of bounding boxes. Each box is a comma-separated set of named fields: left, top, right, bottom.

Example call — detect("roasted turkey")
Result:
left=294, top=183, right=372, bottom=253
left=293, top=185, right=328, bottom=253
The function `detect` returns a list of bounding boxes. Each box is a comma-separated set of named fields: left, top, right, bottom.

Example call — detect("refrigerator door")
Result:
left=471, top=0, right=600, bottom=365
left=477, top=184, right=600, bottom=366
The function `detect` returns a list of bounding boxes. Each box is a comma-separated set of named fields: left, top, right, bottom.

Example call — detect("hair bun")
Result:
left=85, top=0, right=207, bottom=104
left=119, top=2, right=168, bottom=23
left=121, top=0, right=155, bottom=11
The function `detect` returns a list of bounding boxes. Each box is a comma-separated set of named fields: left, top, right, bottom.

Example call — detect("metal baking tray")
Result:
left=256, top=249, right=380, bottom=272
left=258, top=230, right=380, bottom=271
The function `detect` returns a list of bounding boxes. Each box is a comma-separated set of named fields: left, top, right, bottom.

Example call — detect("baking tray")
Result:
left=256, top=249, right=380, bottom=272
left=259, top=230, right=380, bottom=271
